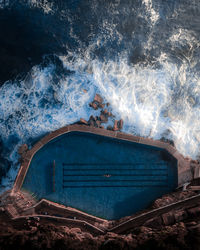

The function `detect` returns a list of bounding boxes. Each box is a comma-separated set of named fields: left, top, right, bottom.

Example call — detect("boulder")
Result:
left=79, top=118, right=88, bottom=125
left=118, top=119, right=123, bottom=130
left=187, top=206, right=200, bottom=217
left=107, top=125, right=113, bottom=131
left=102, top=109, right=108, bottom=115
left=94, top=94, right=103, bottom=104
left=89, top=102, right=98, bottom=110
left=113, top=120, right=119, bottom=131
left=95, top=120, right=101, bottom=128
left=88, top=116, right=96, bottom=126
left=18, top=144, right=28, bottom=155
left=174, top=210, right=188, bottom=222
left=99, top=103, right=105, bottom=109
left=100, top=114, right=108, bottom=123
left=88, top=116, right=102, bottom=128
left=112, top=119, right=123, bottom=131
left=162, top=212, right=175, bottom=226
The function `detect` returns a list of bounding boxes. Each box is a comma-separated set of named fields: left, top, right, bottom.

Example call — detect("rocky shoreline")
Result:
left=1, top=190, right=200, bottom=250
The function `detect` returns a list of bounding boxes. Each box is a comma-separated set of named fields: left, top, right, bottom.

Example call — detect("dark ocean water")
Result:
left=0, top=0, right=200, bottom=191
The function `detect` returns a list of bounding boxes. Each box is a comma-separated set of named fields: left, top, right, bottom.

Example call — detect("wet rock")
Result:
left=99, top=103, right=105, bottom=109
left=118, top=119, right=123, bottom=130
left=113, top=120, right=123, bottom=131
left=100, top=114, right=108, bottom=123
left=89, top=102, right=98, bottom=110
left=106, top=103, right=110, bottom=107
left=18, top=144, right=28, bottom=156
left=107, top=125, right=113, bottom=131
left=88, top=116, right=96, bottom=126
left=89, top=94, right=105, bottom=110
left=162, top=212, right=175, bottom=226
left=102, top=109, right=108, bottom=115
left=95, top=120, right=101, bottom=128
left=113, top=120, right=119, bottom=131
left=79, top=118, right=88, bottom=125
left=88, top=116, right=102, bottom=128
left=94, top=94, right=103, bottom=104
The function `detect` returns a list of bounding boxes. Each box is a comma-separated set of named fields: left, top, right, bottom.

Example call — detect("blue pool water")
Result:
left=22, top=132, right=178, bottom=220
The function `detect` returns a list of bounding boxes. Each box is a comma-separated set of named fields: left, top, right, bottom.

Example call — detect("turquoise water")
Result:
left=22, top=132, right=177, bottom=220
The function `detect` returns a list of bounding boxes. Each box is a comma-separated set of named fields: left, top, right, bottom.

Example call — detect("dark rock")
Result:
left=99, top=103, right=105, bottom=109
left=118, top=119, right=123, bottom=130
left=89, top=102, right=98, bottom=110
left=18, top=144, right=28, bottom=155
left=112, top=119, right=123, bottom=131
left=108, top=112, right=113, bottom=117
left=153, top=195, right=175, bottom=208
left=94, top=94, right=103, bottom=104
left=88, top=116, right=96, bottom=126
left=174, top=210, right=188, bottom=222
left=107, top=125, right=113, bottom=131
left=79, top=118, right=88, bottom=125
left=162, top=212, right=175, bottom=225
left=101, top=239, right=127, bottom=250
left=144, top=216, right=162, bottom=229
left=106, top=103, right=110, bottom=107
left=187, top=206, right=200, bottom=217
left=113, top=120, right=119, bottom=131
left=102, top=109, right=108, bottom=115
left=95, top=120, right=101, bottom=128
left=100, top=114, right=108, bottom=123
left=88, top=116, right=102, bottom=128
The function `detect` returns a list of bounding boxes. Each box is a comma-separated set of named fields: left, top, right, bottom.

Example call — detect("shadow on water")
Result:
left=113, top=188, right=165, bottom=219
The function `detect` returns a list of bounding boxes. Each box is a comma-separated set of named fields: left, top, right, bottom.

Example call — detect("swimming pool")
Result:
left=22, top=131, right=178, bottom=220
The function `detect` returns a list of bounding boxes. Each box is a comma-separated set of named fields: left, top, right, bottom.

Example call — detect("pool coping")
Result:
left=12, top=124, right=193, bottom=194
